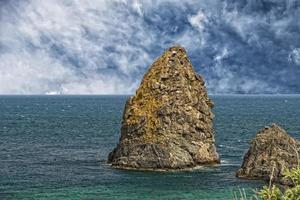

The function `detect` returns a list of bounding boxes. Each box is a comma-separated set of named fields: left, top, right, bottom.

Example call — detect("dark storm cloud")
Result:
left=0, top=0, right=299, bottom=94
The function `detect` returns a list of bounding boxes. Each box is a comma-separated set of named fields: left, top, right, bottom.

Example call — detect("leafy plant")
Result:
left=283, top=167, right=300, bottom=186
left=234, top=167, right=300, bottom=200
left=257, top=185, right=282, bottom=200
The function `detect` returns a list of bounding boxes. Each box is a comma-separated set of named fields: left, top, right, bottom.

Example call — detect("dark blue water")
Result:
left=0, top=95, right=299, bottom=200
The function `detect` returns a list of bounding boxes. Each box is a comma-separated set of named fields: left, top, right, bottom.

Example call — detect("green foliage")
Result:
left=257, top=185, right=282, bottom=200
left=257, top=167, right=300, bottom=200
left=234, top=167, right=300, bottom=200
left=283, top=185, right=300, bottom=200
left=283, top=167, right=300, bottom=186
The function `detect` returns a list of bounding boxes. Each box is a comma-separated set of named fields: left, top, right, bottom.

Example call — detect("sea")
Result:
left=0, top=95, right=300, bottom=200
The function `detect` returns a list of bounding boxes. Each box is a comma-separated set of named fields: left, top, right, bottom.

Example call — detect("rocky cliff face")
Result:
left=237, top=124, right=300, bottom=184
left=108, top=45, right=220, bottom=170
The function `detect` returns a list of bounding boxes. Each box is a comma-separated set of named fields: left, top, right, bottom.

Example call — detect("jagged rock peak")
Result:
left=135, top=45, right=213, bottom=109
left=237, top=123, right=300, bottom=184
left=108, top=45, right=219, bottom=171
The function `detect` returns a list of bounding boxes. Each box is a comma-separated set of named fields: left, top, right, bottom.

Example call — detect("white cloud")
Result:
left=188, top=10, right=207, bottom=31
left=0, top=50, right=138, bottom=94
left=206, top=47, right=280, bottom=94
left=214, top=48, right=229, bottom=61
left=289, top=48, right=300, bottom=65
left=0, top=0, right=210, bottom=94
left=0, top=51, right=73, bottom=94
left=132, top=0, right=143, bottom=16
left=0, top=0, right=298, bottom=94
left=0, top=0, right=152, bottom=94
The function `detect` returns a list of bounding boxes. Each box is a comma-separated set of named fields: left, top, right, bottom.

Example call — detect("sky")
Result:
left=1, top=0, right=300, bottom=94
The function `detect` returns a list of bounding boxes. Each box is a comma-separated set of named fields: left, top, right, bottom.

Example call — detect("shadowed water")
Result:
left=0, top=95, right=300, bottom=200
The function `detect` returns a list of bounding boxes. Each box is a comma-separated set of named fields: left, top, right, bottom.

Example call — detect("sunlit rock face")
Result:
left=237, top=124, right=300, bottom=185
left=108, top=45, right=220, bottom=171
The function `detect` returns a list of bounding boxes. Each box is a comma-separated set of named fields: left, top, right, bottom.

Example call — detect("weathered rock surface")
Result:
left=108, top=45, right=220, bottom=170
left=236, top=124, right=300, bottom=184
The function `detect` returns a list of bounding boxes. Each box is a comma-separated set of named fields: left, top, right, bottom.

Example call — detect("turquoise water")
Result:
left=1, top=95, right=300, bottom=200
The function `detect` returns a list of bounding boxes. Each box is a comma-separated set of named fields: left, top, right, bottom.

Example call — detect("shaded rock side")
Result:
left=108, top=45, right=220, bottom=170
left=236, top=124, right=300, bottom=184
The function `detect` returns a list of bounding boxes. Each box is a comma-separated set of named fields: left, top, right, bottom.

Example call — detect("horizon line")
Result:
left=0, top=93, right=300, bottom=96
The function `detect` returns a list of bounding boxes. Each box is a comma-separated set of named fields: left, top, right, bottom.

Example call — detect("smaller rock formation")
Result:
left=236, top=124, right=300, bottom=184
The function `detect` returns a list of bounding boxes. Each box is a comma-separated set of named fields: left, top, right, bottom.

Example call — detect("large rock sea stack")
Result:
left=237, top=124, right=300, bottom=184
left=108, top=45, right=220, bottom=170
